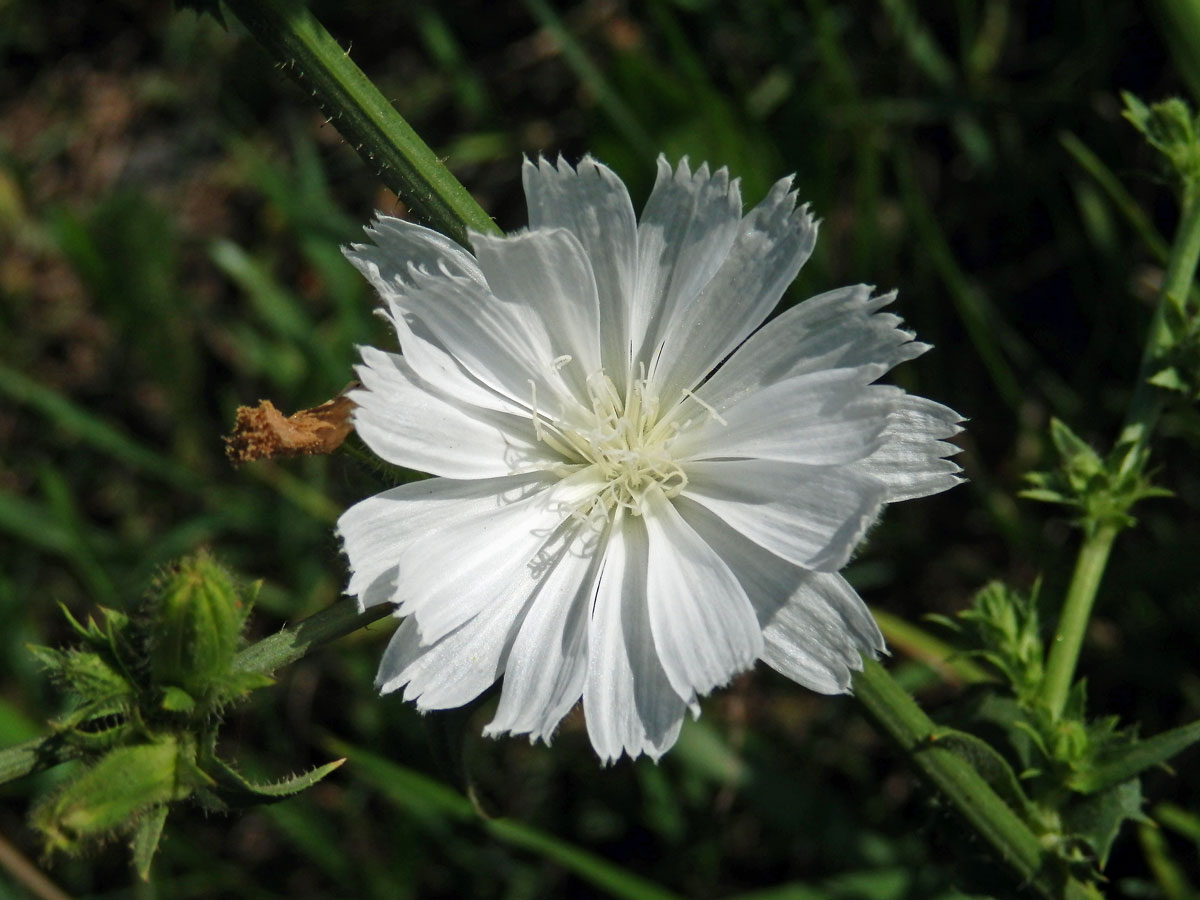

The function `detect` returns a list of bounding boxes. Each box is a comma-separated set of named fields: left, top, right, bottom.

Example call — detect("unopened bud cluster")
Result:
left=28, top=552, right=340, bottom=878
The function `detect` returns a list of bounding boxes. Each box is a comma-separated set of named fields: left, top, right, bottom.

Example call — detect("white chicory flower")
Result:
left=338, top=156, right=963, bottom=763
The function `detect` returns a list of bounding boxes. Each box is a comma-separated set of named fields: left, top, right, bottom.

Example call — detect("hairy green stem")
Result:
left=1042, top=523, right=1120, bottom=718
left=0, top=601, right=392, bottom=786
left=853, top=659, right=1097, bottom=900
left=232, top=600, right=392, bottom=675
left=220, top=0, right=501, bottom=246
left=0, top=735, right=79, bottom=786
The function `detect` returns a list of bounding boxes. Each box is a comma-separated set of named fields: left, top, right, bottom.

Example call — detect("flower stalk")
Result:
left=6, top=3, right=1177, bottom=893
left=218, top=0, right=500, bottom=247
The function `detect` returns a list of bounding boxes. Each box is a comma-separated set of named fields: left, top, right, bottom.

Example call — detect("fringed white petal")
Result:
left=523, top=156, right=639, bottom=389
left=632, top=157, right=742, bottom=376
left=697, top=284, right=928, bottom=409
left=671, top=367, right=897, bottom=466
left=351, top=347, right=551, bottom=478
left=584, top=513, right=689, bottom=764
left=681, top=458, right=888, bottom=572
left=649, top=175, right=818, bottom=405
left=850, top=395, right=966, bottom=502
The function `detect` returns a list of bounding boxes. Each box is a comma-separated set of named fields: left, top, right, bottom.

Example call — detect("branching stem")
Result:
left=1042, top=182, right=1200, bottom=718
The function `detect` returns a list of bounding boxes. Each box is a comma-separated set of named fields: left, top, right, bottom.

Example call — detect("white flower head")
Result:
left=338, top=155, right=963, bottom=763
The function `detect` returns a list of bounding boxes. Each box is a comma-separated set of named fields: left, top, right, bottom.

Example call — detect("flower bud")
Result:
left=146, top=552, right=249, bottom=701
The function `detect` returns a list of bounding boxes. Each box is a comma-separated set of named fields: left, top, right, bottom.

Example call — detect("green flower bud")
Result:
left=146, top=552, right=250, bottom=701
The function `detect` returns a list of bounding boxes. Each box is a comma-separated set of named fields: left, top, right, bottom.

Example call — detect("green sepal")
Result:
left=931, top=582, right=1045, bottom=704
left=23, top=552, right=315, bottom=877
left=1021, top=419, right=1170, bottom=534
left=27, top=645, right=131, bottom=708
left=131, top=804, right=169, bottom=881
left=52, top=706, right=134, bottom=752
left=206, top=754, right=345, bottom=807
left=218, top=670, right=276, bottom=695
left=59, top=603, right=122, bottom=650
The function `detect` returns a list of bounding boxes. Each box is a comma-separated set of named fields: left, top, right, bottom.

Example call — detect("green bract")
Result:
left=1021, top=418, right=1171, bottom=535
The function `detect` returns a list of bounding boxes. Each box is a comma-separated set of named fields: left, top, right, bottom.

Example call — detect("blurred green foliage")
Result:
left=1, top=0, right=1199, bottom=898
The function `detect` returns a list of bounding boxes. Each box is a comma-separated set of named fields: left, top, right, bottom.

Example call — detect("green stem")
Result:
left=0, top=601, right=392, bottom=786
left=232, top=600, right=392, bottom=675
left=853, top=659, right=1097, bottom=900
left=1041, top=523, right=1120, bottom=718
left=1119, top=185, right=1200, bottom=451
left=220, top=0, right=500, bottom=246
left=1041, top=184, right=1200, bottom=719
left=0, top=735, right=79, bottom=785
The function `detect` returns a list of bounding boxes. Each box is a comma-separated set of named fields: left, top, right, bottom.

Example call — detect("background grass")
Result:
left=2, top=1, right=1200, bottom=898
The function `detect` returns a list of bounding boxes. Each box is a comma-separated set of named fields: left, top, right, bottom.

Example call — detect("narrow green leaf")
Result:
left=521, top=0, right=656, bottom=157
left=208, top=755, right=345, bottom=805
left=1155, top=802, right=1200, bottom=845
left=0, top=361, right=196, bottom=488
left=1139, top=818, right=1196, bottom=900
left=1069, top=718, right=1200, bottom=793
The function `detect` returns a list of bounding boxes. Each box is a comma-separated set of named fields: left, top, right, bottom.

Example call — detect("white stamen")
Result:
left=529, top=369, right=688, bottom=520
left=681, top=387, right=728, bottom=426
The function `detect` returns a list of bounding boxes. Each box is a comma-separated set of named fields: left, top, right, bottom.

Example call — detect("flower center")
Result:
left=531, top=368, right=687, bottom=519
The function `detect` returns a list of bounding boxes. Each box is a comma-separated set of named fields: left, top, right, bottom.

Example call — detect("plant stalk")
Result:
left=1041, top=523, right=1120, bottom=718
left=853, top=658, right=1097, bottom=900
left=220, top=0, right=501, bottom=247
left=1119, top=185, right=1200, bottom=451
left=1042, top=182, right=1200, bottom=718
